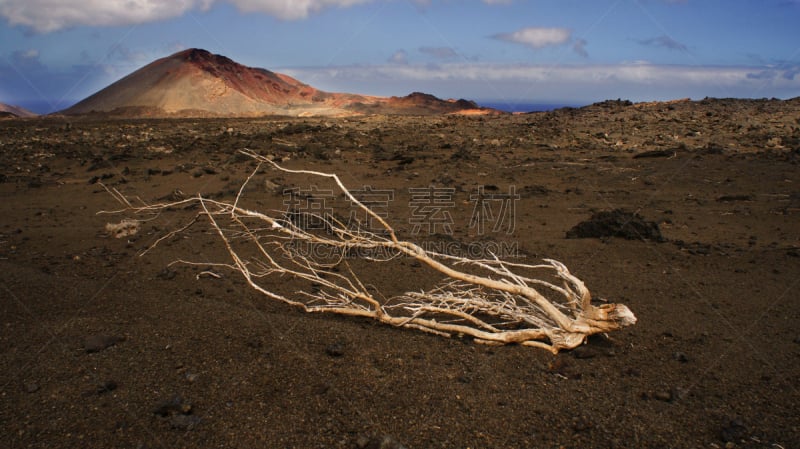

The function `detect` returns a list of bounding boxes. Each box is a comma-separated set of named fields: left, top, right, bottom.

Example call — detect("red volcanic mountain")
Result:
left=0, top=102, right=37, bottom=118
left=63, top=49, right=491, bottom=117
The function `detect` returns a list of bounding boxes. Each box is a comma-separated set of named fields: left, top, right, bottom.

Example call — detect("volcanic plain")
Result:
left=1, top=97, right=799, bottom=449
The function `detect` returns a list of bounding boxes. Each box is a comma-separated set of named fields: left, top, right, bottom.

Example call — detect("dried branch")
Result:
left=103, top=149, right=636, bottom=353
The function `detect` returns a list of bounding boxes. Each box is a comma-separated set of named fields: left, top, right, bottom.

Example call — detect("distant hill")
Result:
left=63, top=48, right=494, bottom=117
left=0, top=102, right=37, bottom=118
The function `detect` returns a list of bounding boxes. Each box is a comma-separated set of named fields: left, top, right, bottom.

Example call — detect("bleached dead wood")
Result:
left=102, top=149, right=636, bottom=353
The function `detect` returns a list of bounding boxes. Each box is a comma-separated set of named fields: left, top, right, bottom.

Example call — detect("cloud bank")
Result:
left=282, top=62, right=800, bottom=103
left=0, top=0, right=381, bottom=32
left=0, top=0, right=513, bottom=32
left=0, top=0, right=206, bottom=32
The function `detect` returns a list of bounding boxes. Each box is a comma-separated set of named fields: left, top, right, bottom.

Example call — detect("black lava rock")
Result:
left=566, top=209, right=664, bottom=241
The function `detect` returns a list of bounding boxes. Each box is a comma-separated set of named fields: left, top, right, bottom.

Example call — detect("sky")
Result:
left=1, top=0, right=799, bottom=114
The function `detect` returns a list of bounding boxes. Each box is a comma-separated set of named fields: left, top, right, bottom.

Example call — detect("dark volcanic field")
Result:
left=1, top=98, right=799, bottom=449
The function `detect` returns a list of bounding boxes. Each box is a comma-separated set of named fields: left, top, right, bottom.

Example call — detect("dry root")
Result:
left=101, top=149, right=636, bottom=353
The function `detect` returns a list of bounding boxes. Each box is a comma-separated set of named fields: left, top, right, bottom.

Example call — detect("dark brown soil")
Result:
left=1, top=98, right=799, bottom=449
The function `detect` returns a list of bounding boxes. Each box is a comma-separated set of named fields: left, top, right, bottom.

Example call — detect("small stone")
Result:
left=24, top=382, right=39, bottom=393
left=245, top=338, right=263, bottom=349
left=169, top=414, right=201, bottom=431
left=622, top=367, right=641, bottom=377
left=670, top=386, right=689, bottom=401
left=673, top=351, right=689, bottom=363
left=325, top=342, right=345, bottom=357
left=571, top=416, right=593, bottom=432
left=313, top=383, right=331, bottom=395
left=355, top=435, right=371, bottom=449
left=361, top=435, right=407, bottom=449
left=97, top=380, right=118, bottom=395
left=153, top=396, right=192, bottom=417
left=264, top=179, right=281, bottom=193
left=572, top=346, right=598, bottom=359
left=84, top=335, right=123, bottom=353
left=378, top=436, right=407, bottom=449
left=156, top=268, right=177, bottom=280
left=720, top=419, right=747, bottom=443
left=653, top=390, right=672, bottom=402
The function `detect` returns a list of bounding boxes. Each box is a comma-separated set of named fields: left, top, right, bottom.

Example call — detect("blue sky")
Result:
left=1, top=0, right=799, bottom=113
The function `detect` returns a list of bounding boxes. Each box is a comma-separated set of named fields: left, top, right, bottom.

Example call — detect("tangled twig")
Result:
left=102, top=149, right=636, bottom=353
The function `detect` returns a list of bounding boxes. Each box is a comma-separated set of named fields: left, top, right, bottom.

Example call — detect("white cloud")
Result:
left=226, top=0, right=373, bottom=20
left=388, top=49, right=408, bottom=64
left=0, top=0, right=209, bottom=32
left=8, top=48, right=44, bottom=70
left=0, top=0, right=372, bottom=32
left=18, top=48, right=39, bottom=59
left=492, top=27, right=572, bottom=49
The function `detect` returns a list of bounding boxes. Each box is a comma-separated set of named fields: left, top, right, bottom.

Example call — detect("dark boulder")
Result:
left=566, top=209, right=663, bottom=241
